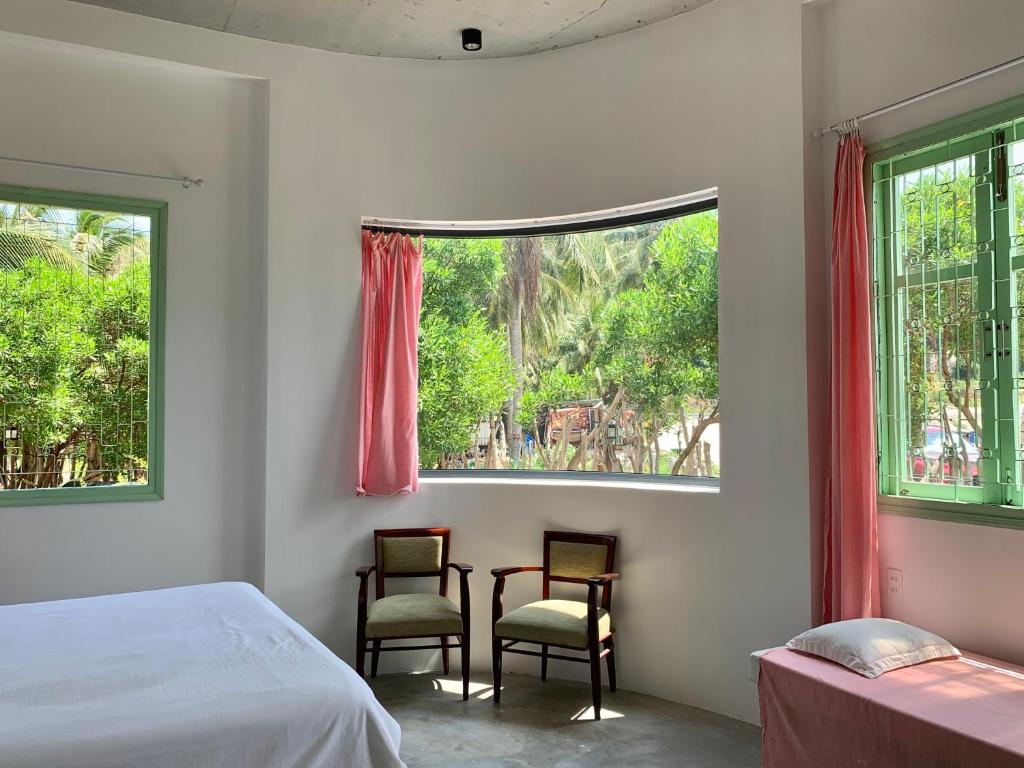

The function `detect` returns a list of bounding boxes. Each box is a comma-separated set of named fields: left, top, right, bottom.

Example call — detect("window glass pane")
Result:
left=883, top=154, right=984, bottom=497
left=1012, top=139, right=1024, bottom=488
left=900, top=278, right=981, bottom=487
left=418, top=209, right=719, bottom=478
left=0, top=200, right=151, bottom=492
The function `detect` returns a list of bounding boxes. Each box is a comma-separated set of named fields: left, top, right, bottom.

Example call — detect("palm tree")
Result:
left=542, top=223, right=665, bottom=375
left=67, top=210, right=145, bottom=275
left=491, top=237, right=543, bottom=463
left=0, top=204, right=77, bottom=271
left=0, top=206, right=144, bottom=275
left=485, top=221, right=675, bottom=467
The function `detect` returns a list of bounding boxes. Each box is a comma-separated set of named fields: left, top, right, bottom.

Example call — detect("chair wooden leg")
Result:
left=371, top=640, right=381, bottom=678
left=589, top=640, right=602, bottom=720
left=356, top=630, right=366, bottom=678
left=461, top=630, right=470, bottom=701
left=441, top=635, right=450, bottom=676
left=541, top=644, right=549, bottom=681
left=492, top=637, right=503, bottom=704
left=604, top=637, right=616, bottom=693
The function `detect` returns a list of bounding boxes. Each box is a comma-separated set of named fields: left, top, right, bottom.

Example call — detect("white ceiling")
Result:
left=66, top=0, right=718, bottom=59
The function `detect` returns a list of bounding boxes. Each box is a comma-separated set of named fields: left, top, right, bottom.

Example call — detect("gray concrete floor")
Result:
left=368, top=672, right=762, bottom=767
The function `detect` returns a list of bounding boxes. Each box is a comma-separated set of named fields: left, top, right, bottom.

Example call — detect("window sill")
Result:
left=419, top=470, right=719, bottom=494
left=0, top=485, right=163, bottom=508
left=878, top=494, right=1024, bottom=531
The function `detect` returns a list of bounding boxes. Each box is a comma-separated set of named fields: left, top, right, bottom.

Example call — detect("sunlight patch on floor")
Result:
left=570, top=706, right=625, bottom=721
left=431, top=678, right=495, bottom=697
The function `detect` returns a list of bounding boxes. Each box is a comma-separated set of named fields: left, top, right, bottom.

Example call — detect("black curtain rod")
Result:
left=362, top=197, right=718, bottom=239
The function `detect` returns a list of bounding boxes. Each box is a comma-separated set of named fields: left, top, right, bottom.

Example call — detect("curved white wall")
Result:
left=0, top=0, right=810, bottom=723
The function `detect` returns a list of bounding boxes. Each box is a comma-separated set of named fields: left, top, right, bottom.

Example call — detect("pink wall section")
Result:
left=879, top=515, right=1024, bottom=666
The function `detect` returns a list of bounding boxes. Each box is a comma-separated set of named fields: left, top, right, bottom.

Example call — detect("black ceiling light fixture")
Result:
left=461, top=28, right=482, bottom=52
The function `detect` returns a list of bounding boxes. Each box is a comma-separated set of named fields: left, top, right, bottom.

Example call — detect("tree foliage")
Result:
left=0, top=205, right=150, bottom=490
left=418, top=238, right=514, bottom=467
left=894, top=165, right=980, bottom=481
left=418, top=210, right=720, bottom=475
left=516, top=367, right=589, bottom=431
left=422, top=237, right=504, bottom=324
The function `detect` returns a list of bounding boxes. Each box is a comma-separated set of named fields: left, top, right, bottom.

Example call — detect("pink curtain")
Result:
left=357, top=230, right=423, bottom=496
left=823, top=130, right=881, bottom=622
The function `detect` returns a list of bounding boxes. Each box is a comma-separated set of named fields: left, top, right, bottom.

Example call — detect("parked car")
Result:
left=910, top=424, right=979, bottom=484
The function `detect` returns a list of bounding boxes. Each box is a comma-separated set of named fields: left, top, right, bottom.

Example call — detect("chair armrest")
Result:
left=586, top=573, right=619, bottom=631
left=491, top=566, right=542, bottom=625
left=490, top=565, right=542, bottom=578
left=447, top=564, right=472, bottom=632
left=355, top=566, right=375, bottom=636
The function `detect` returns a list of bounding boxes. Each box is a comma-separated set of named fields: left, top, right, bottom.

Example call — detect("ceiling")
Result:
left=66, top=0, right=717, bottom=60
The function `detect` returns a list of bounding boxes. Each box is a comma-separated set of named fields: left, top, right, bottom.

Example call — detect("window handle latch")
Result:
left=996, top=130, right=1009, bottom=203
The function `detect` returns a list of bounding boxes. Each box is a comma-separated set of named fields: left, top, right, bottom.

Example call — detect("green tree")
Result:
left=0, top=205, right=77, bottom=271
left=79, top=260, right=151, bottom=481
left=516, top=367, right=589, bottom=432
left=490, top=237, right=544, bottom=463
left=422, top=237, right=503, bottom=324
left=417, top=313, right=514, bottom=468
left=418, top=237, right=513, bottom=467
left=0, top=260, right=94, bottom=487
left=0, top=204, right=151, bottom=491
left=895, top=165, right=980, bottom=482
left=593, top=211, right=719, bottom=474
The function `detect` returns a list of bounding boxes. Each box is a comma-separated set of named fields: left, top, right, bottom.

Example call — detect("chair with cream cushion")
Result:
left=491, top=530, right=619, bottom=719
left=355, top=528, right=473, bottom=700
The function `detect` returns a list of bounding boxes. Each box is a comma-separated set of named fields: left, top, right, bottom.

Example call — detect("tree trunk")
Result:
left=940, top=354, right=981, bottom=436
left=567, top=389, right=624, bottom=471
left=651, top=413, right=660, bottom=474
left=507, top=283, right=524, bottom=465
left=671, top=403, right=720, bottom=475
left=84, top=437, right=103, bottom=484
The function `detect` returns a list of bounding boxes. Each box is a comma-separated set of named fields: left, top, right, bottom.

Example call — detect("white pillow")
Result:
left=786, top=618, right=960, bottom=678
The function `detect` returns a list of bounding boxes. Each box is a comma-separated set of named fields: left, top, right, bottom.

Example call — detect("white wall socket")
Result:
left=887, top=567, right=903, bottom=600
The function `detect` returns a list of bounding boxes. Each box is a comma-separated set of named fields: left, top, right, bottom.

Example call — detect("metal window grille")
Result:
left=874, top=111, right=1024, bottom=510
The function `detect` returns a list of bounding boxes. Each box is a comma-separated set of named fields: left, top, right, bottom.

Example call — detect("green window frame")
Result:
left=0, top=184, right=166, bottom=507
left=871, top=95, right=1024, bottom=527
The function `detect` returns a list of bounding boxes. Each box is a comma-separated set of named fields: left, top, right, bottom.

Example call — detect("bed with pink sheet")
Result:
left=757, top=646, right=1024, bottom=767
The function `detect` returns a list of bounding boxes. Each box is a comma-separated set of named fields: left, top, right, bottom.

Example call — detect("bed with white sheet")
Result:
left=0, top=582, right=404, bottom=768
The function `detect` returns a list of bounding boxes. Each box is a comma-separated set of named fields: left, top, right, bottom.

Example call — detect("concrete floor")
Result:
left=369, top=673, right=762, bottom=768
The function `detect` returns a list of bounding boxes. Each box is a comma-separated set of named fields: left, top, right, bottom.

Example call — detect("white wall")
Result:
left=0, top=33, right=269, bottom=603
left=807, top=0, right=1024, bottom=665
left=0, top=0, right=811, bottom=724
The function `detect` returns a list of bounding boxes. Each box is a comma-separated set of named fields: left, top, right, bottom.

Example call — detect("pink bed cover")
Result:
left=758, top=647, right=1024, bottom=767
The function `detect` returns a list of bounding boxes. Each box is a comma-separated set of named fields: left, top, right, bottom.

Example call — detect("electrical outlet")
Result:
left=887, top=568, right=903, bottom=600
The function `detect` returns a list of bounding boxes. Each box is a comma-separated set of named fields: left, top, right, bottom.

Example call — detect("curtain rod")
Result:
left=817, top=51, right=1024, bottom=137
left=361, top=189, right=718, bottom=238
left=0, top=154, right=204, bottom=188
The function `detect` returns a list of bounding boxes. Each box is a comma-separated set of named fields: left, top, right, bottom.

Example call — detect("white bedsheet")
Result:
left=0, top=582, right=404, bottom=768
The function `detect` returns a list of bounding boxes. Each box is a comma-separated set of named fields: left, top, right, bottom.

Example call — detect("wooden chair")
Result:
left=355, top=528, right=473, bottom=700
left=491, top=530, right=619, bottom=719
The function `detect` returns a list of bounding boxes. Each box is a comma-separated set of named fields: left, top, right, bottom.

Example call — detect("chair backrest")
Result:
left=374, top=527, right=451, bottom=598
left=543, top=530, right=617, bottom=610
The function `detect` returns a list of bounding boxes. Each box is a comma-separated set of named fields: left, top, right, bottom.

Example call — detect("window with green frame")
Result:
left=873, top=98, right=1024, bottom=517
left=0, top=185, right=165, bottom=506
